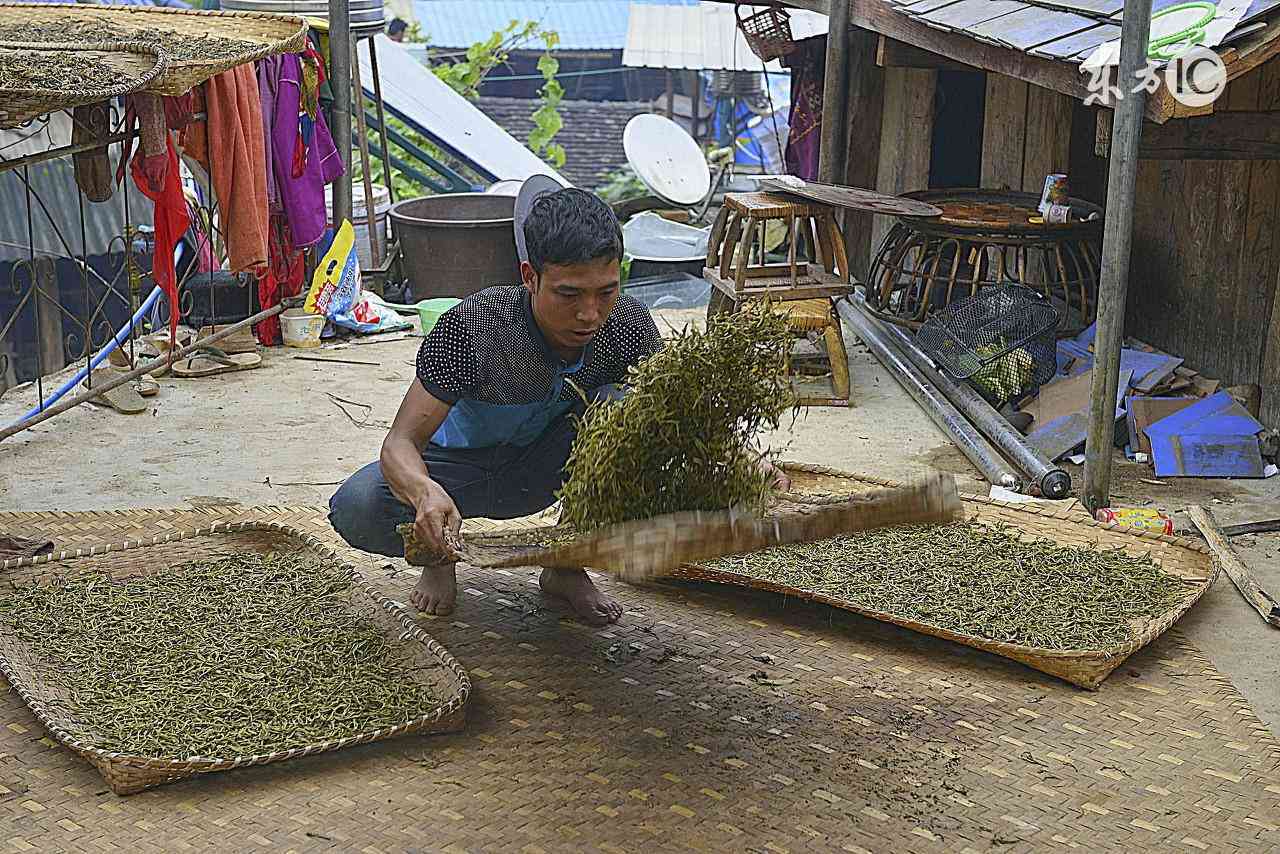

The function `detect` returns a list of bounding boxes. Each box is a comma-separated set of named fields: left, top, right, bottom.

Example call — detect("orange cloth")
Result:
left=179, top=65, right=269, bottom=273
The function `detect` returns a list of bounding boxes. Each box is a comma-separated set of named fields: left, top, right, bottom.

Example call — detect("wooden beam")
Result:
left=1188, top=505, right=1280, bottom=628
left=876, top=36, right=976, bottom=73
left=872, top=67, right=935, bottom=257
left=1137, top=111, right=1280, bottom=160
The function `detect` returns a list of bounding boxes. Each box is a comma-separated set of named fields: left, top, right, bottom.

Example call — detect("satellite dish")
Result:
left=486, top=179, right=523, bottom=196
left=623, top=114, right=711, bottom=207
left=514, top=173, right=567, bottom=264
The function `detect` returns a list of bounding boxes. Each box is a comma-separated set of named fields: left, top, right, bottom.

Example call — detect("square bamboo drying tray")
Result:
left=0, top=521, right=470, bottom=795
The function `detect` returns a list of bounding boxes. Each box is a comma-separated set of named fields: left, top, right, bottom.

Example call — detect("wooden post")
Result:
left=666, top=70, right=675, bottom=119
left=840, top=27, right=886, bottom=279
left=818, top=0, right=851, bottom=185
left=1083, top=0, right=1154, bottom=515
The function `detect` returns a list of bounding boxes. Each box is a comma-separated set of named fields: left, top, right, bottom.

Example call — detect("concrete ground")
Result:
left=1, top=308, right=1278, bottom=737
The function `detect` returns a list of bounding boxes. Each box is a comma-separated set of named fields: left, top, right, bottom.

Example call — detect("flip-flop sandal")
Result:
left=171, top=348, right=262, bottom=378
left=81, top=367, right=147, bottom=414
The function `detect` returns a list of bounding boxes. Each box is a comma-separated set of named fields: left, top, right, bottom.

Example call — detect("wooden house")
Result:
left=716, top=0, right=1280, bottom=428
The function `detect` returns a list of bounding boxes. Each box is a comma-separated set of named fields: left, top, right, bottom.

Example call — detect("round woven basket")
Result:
left=0, top=39, right=166, bottom=129
left=0, top=4, right=308, bottom=99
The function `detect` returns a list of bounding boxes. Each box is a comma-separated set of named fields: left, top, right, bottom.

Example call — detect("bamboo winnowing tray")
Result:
left=400, top=472, right=962, bottom=582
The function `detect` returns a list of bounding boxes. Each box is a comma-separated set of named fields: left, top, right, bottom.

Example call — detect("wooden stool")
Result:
left=703, top=191, right=856, bottom=313
left=704, top=192, right=855, bottom=407
left=774, top=297, right=851, bottom=407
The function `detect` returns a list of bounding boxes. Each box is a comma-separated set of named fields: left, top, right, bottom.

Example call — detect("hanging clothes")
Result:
left=130, top=135, right=190, bottom=345
left=257, top=54, right=282, bottom=211
left=179, top=63, right=270, bottom=273
left=781, top=36, right=825, bottom=181
left=271, top=52, right=344, bottom=251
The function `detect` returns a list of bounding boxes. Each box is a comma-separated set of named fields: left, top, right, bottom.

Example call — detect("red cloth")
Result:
left=130, top=136, right=190, bottom=346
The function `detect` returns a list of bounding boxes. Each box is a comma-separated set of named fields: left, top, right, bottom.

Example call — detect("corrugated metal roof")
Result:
left=623, top=2, right=828, bottom=71
left=882, top=0, right=1280, bottom=62
left=412, top=0, right=700, bottom=51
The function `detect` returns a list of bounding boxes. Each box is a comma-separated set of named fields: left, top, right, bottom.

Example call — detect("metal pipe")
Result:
left=0, top=304, right=286, bottom=443
left=368, top=36, right=395, bottom=203
left=1084, top=0, right=1153, bottom=515
left=329, top=0, right=354, bottom=226
left=870, top=299, right=1072, bottom=499
left=835, top=296, right=1022, bottom=491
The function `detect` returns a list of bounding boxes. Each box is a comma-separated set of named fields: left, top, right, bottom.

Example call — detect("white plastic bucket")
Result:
left=325, top=182, right=391, bottom=271
left=281, top=308, right=325, bottom=348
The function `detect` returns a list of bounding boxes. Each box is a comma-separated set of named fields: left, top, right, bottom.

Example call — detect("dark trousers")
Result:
left=328, top=384, right=620, bottom=557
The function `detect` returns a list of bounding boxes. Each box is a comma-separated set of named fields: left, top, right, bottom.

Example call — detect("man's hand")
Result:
left=414, top=479, right=463, bottom=561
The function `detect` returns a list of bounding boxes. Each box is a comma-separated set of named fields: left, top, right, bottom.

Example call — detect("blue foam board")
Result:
left=1152, top=433, right=1266, bottom=478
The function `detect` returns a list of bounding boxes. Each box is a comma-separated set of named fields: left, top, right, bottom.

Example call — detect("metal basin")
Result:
left=390, top=194, right=521, bottom=300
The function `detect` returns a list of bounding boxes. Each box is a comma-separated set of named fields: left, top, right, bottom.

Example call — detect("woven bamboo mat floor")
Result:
left=2, top=507, right=1280, bottom=853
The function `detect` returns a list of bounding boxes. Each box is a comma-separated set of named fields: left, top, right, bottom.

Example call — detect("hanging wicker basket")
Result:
left=0, top=4, right=308, bottom=100
left=735, top=3, right=797, bottom=62
left=0, top=39, right=166, bottom=129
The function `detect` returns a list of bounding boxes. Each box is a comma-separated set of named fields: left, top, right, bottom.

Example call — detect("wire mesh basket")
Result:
left=914, top=284, right=1059, bottom=407
left=735, top=4, right=797, bottom=61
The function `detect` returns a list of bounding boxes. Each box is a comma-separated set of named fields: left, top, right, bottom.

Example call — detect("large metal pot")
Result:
left=390, top=194, right=521, bottom=300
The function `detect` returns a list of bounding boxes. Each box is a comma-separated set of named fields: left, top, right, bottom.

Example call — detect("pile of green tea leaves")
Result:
left=702, top=520, right=1191, bottom=651
left=0, top=49, right=116, bottom=91
left=557, top=301, right=795, bottom=531
left=0, top=553, right=444, bottom=758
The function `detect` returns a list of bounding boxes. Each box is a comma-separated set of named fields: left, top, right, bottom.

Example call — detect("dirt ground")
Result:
left=1, top=308, right=1278, bottom=737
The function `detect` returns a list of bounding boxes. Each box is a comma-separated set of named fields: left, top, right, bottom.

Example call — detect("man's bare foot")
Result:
left=539, top=567, right=622, bottom=626
left=409, top=563, right=457, bottom=615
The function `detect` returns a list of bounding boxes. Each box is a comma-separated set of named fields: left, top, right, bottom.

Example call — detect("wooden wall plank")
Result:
left=842, top=27, right=887, bottom=282
left=1068, top=101, right=1109, bottom=204
left=1022, top=84, right=1073, bottom=194
left=1257, top=62, right=1280, bottom=427
left=871, top=67, right=937, bottom=259
left=981, top=74, right=1029, bottom=190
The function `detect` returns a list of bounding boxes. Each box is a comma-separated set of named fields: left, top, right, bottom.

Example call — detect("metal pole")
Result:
left=329, top=0, right=354, bottom=227
left=351, top=35, right=381, bottom=268
left=817, top=0, right=850, bottom=184
left=873, top=303, right=1071, bottom=498
left=369, top=36, right=395, bottom=203
left=836, top=297, right=1023, bottom=490
left=1083, top=0, right=1153, bottom=515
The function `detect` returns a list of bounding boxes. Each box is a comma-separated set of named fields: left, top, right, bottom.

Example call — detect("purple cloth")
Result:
left=271, top=53, right=344, bottom=249
left=257, top=55, right=281, bottom=211
left=782, top=36, right=825, bottom=181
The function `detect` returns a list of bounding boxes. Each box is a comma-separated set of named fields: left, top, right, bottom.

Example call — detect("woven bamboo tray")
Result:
left=0, top=521, right=470, bottom=795
left=0, top=39, right=166, bottom=128
left=0, top=4, right=307, bottom=98
left=467, top=463, right=1220, bottom=691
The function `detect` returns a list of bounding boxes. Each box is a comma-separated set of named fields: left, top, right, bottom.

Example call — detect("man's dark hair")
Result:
left=523, top=188, right=624, bottom=275
left=388, top=18, right=407, bottom=35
